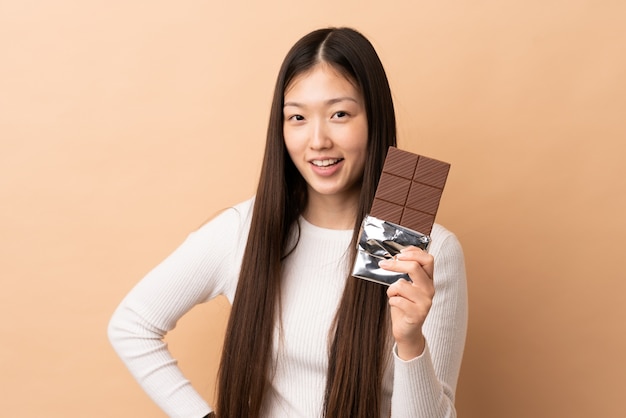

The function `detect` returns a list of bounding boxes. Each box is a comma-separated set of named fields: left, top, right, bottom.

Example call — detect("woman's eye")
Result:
left=288, top=114, right=305, bottom=121
left=333, top=111, right=348, bottom=119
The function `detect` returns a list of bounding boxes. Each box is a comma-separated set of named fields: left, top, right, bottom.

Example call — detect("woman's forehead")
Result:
left=285, top=62, right=359, bottom=96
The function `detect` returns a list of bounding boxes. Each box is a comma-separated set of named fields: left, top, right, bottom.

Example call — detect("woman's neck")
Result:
left=302, top=192, right=359, bottom=230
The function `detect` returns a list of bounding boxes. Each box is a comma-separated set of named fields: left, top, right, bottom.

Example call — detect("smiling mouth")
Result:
left=311, top=158, right=343, bottom=167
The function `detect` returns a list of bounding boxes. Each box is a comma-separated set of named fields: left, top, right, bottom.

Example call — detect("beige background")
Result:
left=1, top=0, right=625, bottom=417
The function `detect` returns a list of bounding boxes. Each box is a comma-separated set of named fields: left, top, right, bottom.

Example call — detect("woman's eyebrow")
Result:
left=283, top=97, right=359, bottom=108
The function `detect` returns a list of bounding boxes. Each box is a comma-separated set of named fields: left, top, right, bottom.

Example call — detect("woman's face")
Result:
left=283, top=63, right=368, bottom=205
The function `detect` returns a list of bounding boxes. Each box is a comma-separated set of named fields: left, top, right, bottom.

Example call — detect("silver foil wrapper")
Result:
left=352, top=215, right=430, bottom=286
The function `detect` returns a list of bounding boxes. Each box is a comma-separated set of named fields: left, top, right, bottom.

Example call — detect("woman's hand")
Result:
left=378, top=246, right=435, bottom=360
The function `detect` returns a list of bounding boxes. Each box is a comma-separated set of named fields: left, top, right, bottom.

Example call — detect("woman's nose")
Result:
left=309, top=120, right=332, bottom=150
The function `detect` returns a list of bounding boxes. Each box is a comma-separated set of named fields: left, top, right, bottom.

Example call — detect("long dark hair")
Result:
left=216, top=27, right=397, bottom=418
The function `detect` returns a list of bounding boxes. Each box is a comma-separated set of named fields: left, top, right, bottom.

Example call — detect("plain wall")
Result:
left=1, top=1, right=624, bottom=417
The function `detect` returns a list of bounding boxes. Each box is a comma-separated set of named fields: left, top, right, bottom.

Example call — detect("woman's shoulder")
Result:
left=430, top=223, right=455, bottom=242
left=429, top=223, right=464, bottom=259
left=190, top=196, right=255, bottom=242
left=231, top=196, right=255, bottom=215
left=218, top=196, right=256, bottom=220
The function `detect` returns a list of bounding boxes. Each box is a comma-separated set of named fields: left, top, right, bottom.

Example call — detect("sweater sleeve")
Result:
left=107, top=203, right=251, bottom=418
left=390, top=226, right=468, bottom=418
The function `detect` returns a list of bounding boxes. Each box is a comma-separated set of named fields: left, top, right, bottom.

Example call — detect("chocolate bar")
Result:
left=369, top=147, right=450, bottom=236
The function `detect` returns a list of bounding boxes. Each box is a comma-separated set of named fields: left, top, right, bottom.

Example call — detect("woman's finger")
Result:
left=387, top=275, right=435, bottom=304
left=378, top=247, right=434, bottom=284
left=396, top=247, right=434, bottom=276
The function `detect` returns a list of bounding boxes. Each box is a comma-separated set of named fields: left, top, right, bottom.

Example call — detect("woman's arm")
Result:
left=108, top=204, right=250, bottom=418
left=382, top=226, right=468, bottom=417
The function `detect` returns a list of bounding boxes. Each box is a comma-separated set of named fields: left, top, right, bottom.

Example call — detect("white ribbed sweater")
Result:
left=108, top=198, right=468, bottom=418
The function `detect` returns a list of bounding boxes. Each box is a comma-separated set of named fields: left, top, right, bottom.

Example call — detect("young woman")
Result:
left=108, top=27, right=468, bottom=418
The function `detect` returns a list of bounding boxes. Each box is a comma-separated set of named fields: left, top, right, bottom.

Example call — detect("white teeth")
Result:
left=312, top=159, right=340, bottom=167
